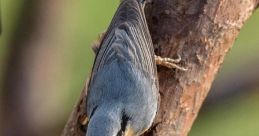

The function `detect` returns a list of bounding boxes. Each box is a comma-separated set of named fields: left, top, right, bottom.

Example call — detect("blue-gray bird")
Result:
left=85, top=0, right=186, bottom=135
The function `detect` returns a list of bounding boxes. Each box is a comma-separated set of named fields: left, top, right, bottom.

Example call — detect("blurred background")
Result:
left=0, top=0, right=258, bottom=136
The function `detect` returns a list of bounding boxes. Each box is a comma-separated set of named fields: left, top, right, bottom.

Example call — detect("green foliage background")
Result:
left=0, top=0, right=258, bottom=135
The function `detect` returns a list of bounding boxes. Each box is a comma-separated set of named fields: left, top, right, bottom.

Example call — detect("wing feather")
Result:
left=89, top=0, right=157, bottom=88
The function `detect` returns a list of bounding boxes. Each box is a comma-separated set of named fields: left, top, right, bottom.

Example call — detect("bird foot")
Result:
left=155, top=55, right=187, bottom=71
left=79, top=114, right=89, bottom=126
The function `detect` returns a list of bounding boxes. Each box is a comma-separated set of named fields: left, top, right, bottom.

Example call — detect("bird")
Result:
left=84, top=0, right=186, bottom=135
left=85, top=0, right=157, bottom=135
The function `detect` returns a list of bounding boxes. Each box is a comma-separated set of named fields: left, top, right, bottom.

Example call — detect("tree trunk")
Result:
left=62, top=0, right=259, bottom=135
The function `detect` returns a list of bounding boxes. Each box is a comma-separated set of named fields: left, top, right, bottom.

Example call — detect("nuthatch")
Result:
left=85, top=0, right=186, bottom=135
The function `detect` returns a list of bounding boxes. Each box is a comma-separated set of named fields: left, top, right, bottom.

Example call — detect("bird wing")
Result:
left=88, top=0, right=157, bottom=88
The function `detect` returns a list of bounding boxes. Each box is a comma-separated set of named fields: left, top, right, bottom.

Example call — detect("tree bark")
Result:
left=62, top=0, right=259, bottom=136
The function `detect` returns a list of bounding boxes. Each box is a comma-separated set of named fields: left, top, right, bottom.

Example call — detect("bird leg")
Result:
left=155, top=55, right=187, bottom=71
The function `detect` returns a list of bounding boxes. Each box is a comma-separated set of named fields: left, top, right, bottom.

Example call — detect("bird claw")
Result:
left=79, top=114, right=89, bottom=126
left=155, top=55, right=187, bottom=71
left=92, top=33, right=187, bottom=72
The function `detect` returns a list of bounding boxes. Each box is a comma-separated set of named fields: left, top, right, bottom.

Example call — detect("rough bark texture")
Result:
left=143, top=0, right=258, bottom=135
left=62, top=0, right=259, bottom=136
